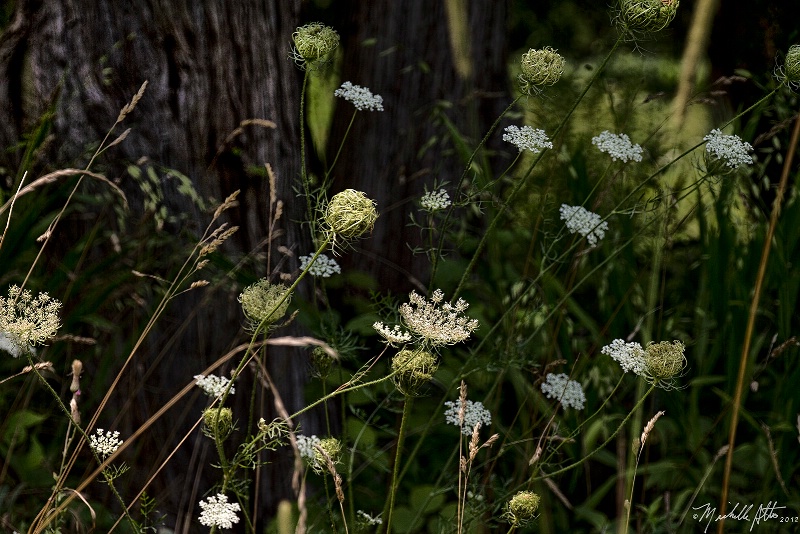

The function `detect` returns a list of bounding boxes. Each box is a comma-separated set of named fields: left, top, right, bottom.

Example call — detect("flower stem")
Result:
left=384, top=396, right=413, bottom=533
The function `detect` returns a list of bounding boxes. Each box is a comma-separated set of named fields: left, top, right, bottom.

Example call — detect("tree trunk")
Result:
left=328, top=0, right=511, bottom=293
left=0, top=0, right=307, bottom=528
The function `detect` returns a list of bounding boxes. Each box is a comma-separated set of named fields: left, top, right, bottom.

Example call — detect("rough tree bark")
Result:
left=329, top=0, right=511, bottom=293
left=0, top=0, right=307, bottom=529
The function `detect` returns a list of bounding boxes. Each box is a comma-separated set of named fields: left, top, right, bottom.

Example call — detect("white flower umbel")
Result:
left=591, top=131, right=643, bottom=162
left=420, top=189, right=451, bottom=211
left=198, top=493, right=241, bottom=529
left=540, top=373, right=586, bottom=410
left=299, top=253, right=341, bottom=277
left=399, top=289, right=479, bottom=347
left=356, top=510, right=383, bottom=526
left=559, top=204, right=609, bottom=248
left=334, top=81, right=384, bottom=111
left=194, top=374, right=235, bottom=397
left=295, top=434, right=322, bottom=461
left=503, top=125, right=553, bottom=154
left=89, top=429, right=123, bottom=459
left=0, top=285, right=62, bottom=353
left=373, top=322, right=413, bottom=346
left=601, top=339, right=646, bottom=375
left=444, top=398, right=492, bottom=436
left=703, top=129, right=753, bottom=170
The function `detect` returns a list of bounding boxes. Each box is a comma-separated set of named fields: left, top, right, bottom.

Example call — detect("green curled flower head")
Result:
left=776, top=44, right=800, bottom=91
left=203, top=407, right=234, bottom=440
left=291, top=23, right=340, bottom=69
left=613, top=0, right=679, bottom=37
left=323, top=189, right=379, bottom=241
left=643, top=340, right=686, bottom=389
left=311, top=346, right=335, bottom=378
left=311, top=437, right=342, bottom=474
left=391, top=349, right=438, bottom=397
left=502, top=491, right=540, bottom=527
left=518, top=47, right=565, bottom=94
left=238, top=279, right=291, bottom=331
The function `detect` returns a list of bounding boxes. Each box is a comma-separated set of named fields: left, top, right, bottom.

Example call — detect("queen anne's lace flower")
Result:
left=601, top=339, right=646, bottom=375
left=444, top=398, right=492, bottom=435
left=299, top=253, right=341, bottom=277
left=198, top=493, right=241, bottom=529
left=357, top=510, right=383, bottom=526
left=420, top=189, right=451, bottom=211
left=559, top=204, right=609, bottom=247
left=592, top=131, right=643, bottom=162
left=540, top=373, right=586, bottom=410
left=703, top=129, right=753, bottom=171
left=335, top=81, right=384, bottom=111
left=373, top=322, right=413, bottom=345
left=89, top=429, right=123, bottom=458
left=399, top=289, right=479, bottom=347
left=0, top=285, right=62, bottom=353
left=194, top=374, right=235, bottom=397
left=503, top=491, right=541, bottom=527
left=503, top=125, right=553, bottom=154
left=296, top=434, right=322, bottom=461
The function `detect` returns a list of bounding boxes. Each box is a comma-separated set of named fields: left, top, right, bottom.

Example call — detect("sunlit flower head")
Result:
left=89, top=429, right=123, bottom=459
left=518, top=47, right=565, bottom=94
left=299, top=253, right=341, bottom=277
left=373, top=322, right=413, bottom=346
left=503, top=125, right=553, bottom=154
left=399, top=289, right=479, bottom=347
left=198, top=493, right=241, bottom=529
left=612, top=0, right=680, bottom=37
left=703, top=129, right=753, bottom=174
left=540, top=373, right=586, bottom=410
left=238, top=279, right=291, bottom=331
left=444, top=398, right=492, bottom=435
left=601, top=339, right=646, bottom=375
left=334, top=81, right=384, bottom=111
left=592, top=131, right=643, bottom=162
left=775, top=44, right=800, bottom=90
left=291, top=23, right=339, bottom=69
left=0, top=285, right=62, bottom=354
left=194, top=374, right=235, bottom=397
left=559, top=204, right=609, bottom=248
left=502, top=491, right=541, bottom=527
left=420, top=189, right=451, bottom=211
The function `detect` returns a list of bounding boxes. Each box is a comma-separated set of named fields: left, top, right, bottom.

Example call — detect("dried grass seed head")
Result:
left=391, top=349, right=438, bottom=396
left=323, top=189, right=379, bottom=240
left=518, top=47, right=565, bottom=94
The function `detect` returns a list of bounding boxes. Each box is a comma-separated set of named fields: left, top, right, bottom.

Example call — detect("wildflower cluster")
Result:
left=591, top=131, right=643, bottom=162
left=444, top=398, right=492, bottom=435
left=601, top=339, right=646, bottom=375
left=559, top=204, right=609, bottom=247
left=502, top=125, right=553, bottom=154
left=396, top=289, right=479, bottom=347
left=198, top=493, right=241, bottom=529
left=89, top=429, right=123, bottom=459
left=540, top=373, right=586, bottom=410
left=296, top=435, right=342, bottom=474
left=373, top=322, right=413, bottom=345
left=518, top=47, right=565, bottom=94
left=238, top=279, right=291, bottom=330
left=703, top=128, right=753, bottom=173
left=296, top=434, right=322, bottom=461
left=391, top=349, right=438, bottom=396
left=194, top=374, right=235, bottom=397
left=299, top=253, right=341, bottom=277
left=420, top=189, right=451, bottom=211
left=324, top=189, right=379, bottom=241
left=356, top=510, right=383, bottom=526
left=334, top=81, right=384, bottom=111
left=612, top=0, right=680, bottom=37
left=0, top=285, right=62, bottom=354
left=203, top=407, right=234, bottom=440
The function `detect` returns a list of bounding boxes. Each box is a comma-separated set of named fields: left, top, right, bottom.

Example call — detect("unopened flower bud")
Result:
left=391, top=349, right=438, bottom=396
left=518, top=47, right=565, bottom=94
left=643, top=340, right=686, bottom=388
left=613, top=0, right=679, bottom=37
left=203, top=407, right=234, bottom=440
left=503, top=491, right=540, bottom=527
left=324, top=189, right=379, bottom=240
left=238, top=279, right=291, bottom=330
left=291, top=23, right=339, bottom=69
left=776, top=44, right=800, bottom=90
